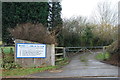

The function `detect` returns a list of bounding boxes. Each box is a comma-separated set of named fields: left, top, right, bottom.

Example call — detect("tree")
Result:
left=9, top=23, right=57, bottom=44
left=2, top=1, right=63, bottom=46
left=62, top=17, right=93, bottom=47
left=2, top=2, right=49, bottom=44
left=48, top=1, right=62, bottom=29
left=91, top=1, right=118, bottom=45
left=92, top=1, right=117, bottom=25
left=82, top=25, right=94, bottom=46
left=48, top=1, right=63, bottom=46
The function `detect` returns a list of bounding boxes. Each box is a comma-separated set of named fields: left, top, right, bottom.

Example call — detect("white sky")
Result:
left=61, top=0, right=119, bottom=19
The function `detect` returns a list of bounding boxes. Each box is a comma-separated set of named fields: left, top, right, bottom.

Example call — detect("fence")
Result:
left=1, top=42, right=104, bottom=68
left=55, top=47, right=66, bottom=62
left=65, top=46, right=103, bottom=53
left=55, top=46, right=104, bottom=59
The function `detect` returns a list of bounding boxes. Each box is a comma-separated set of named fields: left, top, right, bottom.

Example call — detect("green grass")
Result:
left=0, top=47, right=70, bottom=77
left=95, top=52, right=110, bottom=60
left=2, top=66, right=58, bottom=77
left=1, top=57, right=69, bottom=77
left=0, top=47, right=15, bottom=54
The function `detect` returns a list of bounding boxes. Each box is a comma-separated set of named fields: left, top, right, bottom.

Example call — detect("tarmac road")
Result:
left=27, top=50, right=119, bottom=78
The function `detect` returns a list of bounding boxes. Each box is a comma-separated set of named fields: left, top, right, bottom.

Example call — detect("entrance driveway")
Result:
left=28, top=50, right=119, bottom=78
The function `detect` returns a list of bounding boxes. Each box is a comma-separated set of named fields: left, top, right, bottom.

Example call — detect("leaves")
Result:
left=2, top=2, right=49, bottom=43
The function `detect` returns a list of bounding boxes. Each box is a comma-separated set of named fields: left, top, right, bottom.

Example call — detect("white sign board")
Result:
left=16, top=43, right=46, bottom=58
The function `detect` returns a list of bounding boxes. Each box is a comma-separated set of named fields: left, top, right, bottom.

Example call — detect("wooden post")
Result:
left=103, top=46, right=106, bottom=53
left=51, top=44, right=55, bottom=66
left=15, top=40, right=17, bottom=63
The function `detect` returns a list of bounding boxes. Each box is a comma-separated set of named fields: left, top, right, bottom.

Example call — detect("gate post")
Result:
left=51, top=44, right=55, bottom=66
left=63, top=48, right=66, bottom=58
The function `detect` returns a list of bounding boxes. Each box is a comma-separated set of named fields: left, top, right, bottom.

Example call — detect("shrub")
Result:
left=1, top=62, right=21, bottom=70
left=8, top=23, right=57, bottom=44
left=106, top=40, right=118, bottom=54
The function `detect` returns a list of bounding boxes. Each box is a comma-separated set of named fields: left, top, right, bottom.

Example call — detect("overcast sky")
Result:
left=61, top=0, right=119, bottom=19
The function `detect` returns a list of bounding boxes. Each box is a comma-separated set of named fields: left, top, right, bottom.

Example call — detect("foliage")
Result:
left=1, top=47, right=15, bottom=70
left=2, top=2, right=49, bottom=44
left=95, top=52, right=110, bottom=60
left=1, top=62, right=21, bottom=70
left=48, top=2, right=62, bottom=28
left=62, top=18, right=95, bottom=47
left=2, top=2, right=63, bottom=46
left=105, top=41, right=118, bottom=54
left=62, top=16, right=117, bottom=47
left=103, top=38, right=120, bottom=66
left=62, top=17, right=83, bottom=47
left=92, top=1, right=117, bottom=25
left=48, top=2, right=63, bottom=46
left=63, top=32, right=81, bottom=47
left=2, top=54, right=14, bottom=63
left=0, top=47, right=14, bottom=54
left=8, top=23, right=57, bottom=44
left=80, top=25, right=94, bottom=46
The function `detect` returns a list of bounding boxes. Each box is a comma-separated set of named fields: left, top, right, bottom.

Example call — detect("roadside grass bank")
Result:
left=1, top=57, right=70, bottom=77
left=2, top=66, right=58, bottom=77
left=95, top=52, right=120, bottom=67
left=104, top=40, right=120, bottom=67
left=95, top=52, right=110, bottom=60
left=103, top=53, right=120, bottom=67
left=0, top=46, right=70, bottom=77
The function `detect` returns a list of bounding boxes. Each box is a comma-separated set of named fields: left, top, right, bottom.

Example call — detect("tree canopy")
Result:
left=2, top=2, right=62, bottom=44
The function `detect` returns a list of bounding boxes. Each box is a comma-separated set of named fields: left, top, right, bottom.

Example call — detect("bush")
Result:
left=1, top=62, right=21, bottom=70
left=106, top=40, right=118, bottom=54
left=8, top=23, right=57, bottom=44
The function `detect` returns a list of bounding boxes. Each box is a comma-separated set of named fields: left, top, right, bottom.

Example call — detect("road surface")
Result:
left=27, top=50, right=119, bottom=78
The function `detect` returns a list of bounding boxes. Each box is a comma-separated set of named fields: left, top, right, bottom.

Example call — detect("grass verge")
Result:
left=2, top=66, right=58, bottom=77
left=95, top=52, right=110, bottom=60
left=1, top=58, right=70, bottom=77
